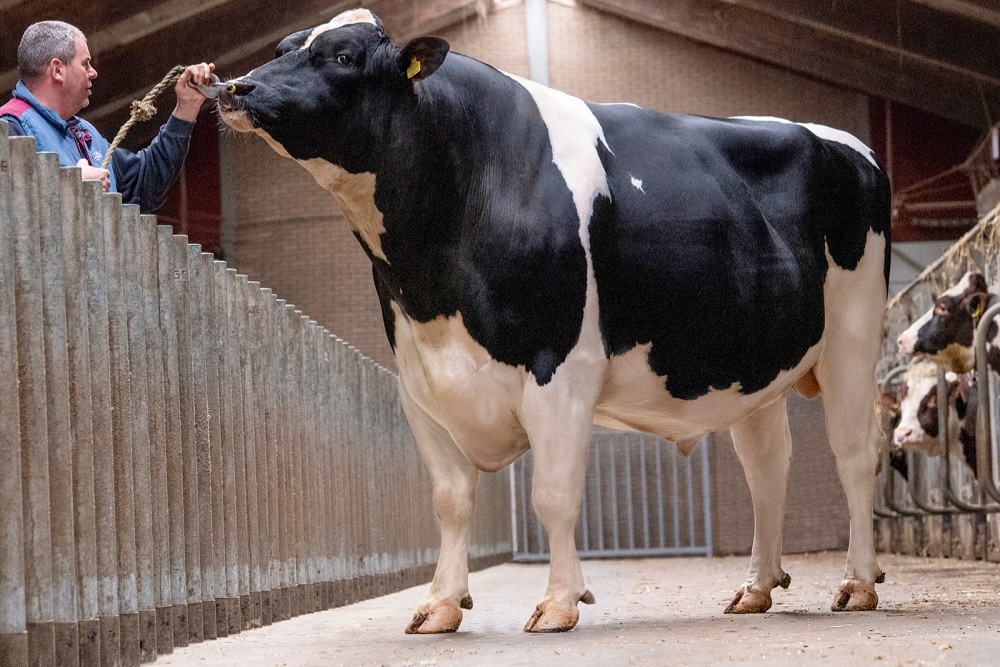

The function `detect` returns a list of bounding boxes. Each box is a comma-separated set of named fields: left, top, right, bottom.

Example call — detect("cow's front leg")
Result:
left=725, top=396, right=793, bottom=614
left=399, top=384, right=479, bottom=634
left=519, top=379, right=600, bottom=633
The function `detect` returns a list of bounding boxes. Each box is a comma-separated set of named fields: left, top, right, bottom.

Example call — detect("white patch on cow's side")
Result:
left=732, top=115, right=878, bottom=167
left=502, top=73, right=610, bottom=389
left=629, top=174, right=644, bottom=193
left=304, top=9, right=377, bottom=48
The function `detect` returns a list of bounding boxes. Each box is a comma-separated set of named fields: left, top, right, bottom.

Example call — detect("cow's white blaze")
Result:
left=304, top=9, right=377, bottom=48
left=731, top=116, right=878, bottom=167
left=630, top=175, right=644, bottom=192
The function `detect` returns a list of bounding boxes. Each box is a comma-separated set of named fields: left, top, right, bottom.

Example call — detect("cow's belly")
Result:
left=393, top=306, right=823, bottom=468
left=392, top=307, right=530, bottom=471
left=595, top=342, right=823, bottom=441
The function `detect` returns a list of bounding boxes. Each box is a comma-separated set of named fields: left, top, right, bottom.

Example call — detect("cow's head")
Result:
left=897, top=272, right=993, bottom=373
left=217, top=9, right=449, bottom=173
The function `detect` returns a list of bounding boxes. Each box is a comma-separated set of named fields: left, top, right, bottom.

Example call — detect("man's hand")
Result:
left=173, top=62, right=216, bottom=122
left=77, top=158, right=110, bottom=192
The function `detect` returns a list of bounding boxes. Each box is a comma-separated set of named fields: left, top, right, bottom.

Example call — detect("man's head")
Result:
left=18, top=21, right=97, bottom=119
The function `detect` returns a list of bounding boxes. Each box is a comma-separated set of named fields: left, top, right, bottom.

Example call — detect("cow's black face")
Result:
left=218, top=9, right=448, bottom=174
left=913, top=294, right=976, bottom=356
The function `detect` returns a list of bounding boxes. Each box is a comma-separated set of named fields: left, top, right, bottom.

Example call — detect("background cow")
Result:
left=898, top=272, right=1000, bottom=374
left=218, top=8, right=891, bottom=633
left=886, top=360, right=978, bottom=476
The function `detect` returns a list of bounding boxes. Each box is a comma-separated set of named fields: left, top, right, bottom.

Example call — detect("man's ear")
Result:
left=398, top=37, right=449, bottom=81
left=49, top=57, right=66, bottom=84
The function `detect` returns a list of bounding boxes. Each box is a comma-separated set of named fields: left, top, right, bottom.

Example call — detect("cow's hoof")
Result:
left=724, top=572, right=789, bottom=614
left=405, top=597, right=470, bottom=634
left=724, top=585, right=772, bottom=614
left=831, top=579, right=879, bottom=612
left=523, top=591, right=593, bottom=633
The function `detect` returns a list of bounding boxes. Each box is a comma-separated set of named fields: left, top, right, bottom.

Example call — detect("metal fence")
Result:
left=0, top=123, right=511, bottom=667
left=875, top=204, right=1000, bottom=562
left=511, top=430, right=712, bottom=561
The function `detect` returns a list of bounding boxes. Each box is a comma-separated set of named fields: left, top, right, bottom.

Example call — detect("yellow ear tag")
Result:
left=407, top=57, right=421, bottom=80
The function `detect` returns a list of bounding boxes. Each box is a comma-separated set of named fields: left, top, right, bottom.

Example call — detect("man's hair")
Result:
left=18, top=21, right=83, bottom=81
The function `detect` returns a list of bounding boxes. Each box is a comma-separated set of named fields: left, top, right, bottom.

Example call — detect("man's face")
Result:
left=60, top=33, right=97, bottom=113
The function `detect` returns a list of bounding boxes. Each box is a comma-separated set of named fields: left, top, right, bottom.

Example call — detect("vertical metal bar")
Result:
left=700, top=439, right=713, bottom=556
left=609, top=442, right=619, bottom=550
left=672, top=444, right=681, bottom=548
left=640, top=437, right=650, bottom=550
left=580, top=454, right=590, bottom=553
left=686, top=452, right=696, bottom=547
left=9, top=138, right=55, bottom=667
left=508, top=467, right=519, bottom=557
left=0, top=124, right=28, bottom=667
left=121, top=206, right=156, bottom=663
left=104, top=193, right=140, bottom=667
left=654, top=443, right=665, bottom=549
left=595, top=444, right=604, bottom=551
left=624, top=438, right=635, bottom=550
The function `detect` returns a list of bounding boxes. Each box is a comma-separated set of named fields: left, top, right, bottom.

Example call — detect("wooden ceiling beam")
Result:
left=83, top=0, right=485, bottom=125
left=578, top=0, right=1000, bottom=128
left=729, top=0, right=1000, bottom=82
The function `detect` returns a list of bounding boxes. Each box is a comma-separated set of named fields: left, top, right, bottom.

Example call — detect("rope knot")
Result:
left=129, top=99, right=158, bottom=122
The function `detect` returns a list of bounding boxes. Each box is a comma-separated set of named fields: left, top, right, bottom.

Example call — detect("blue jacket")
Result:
left=1, top=81, right=195, bottom=213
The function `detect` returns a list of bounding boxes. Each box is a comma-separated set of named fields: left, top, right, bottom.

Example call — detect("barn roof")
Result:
left=2, top=0, right=998, bottom=145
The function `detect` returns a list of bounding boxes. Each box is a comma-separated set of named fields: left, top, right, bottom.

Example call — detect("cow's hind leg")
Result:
left=816, top=242, right=887, bottom=612
left=726, top=395, right=793, bottom=614
left=399, top=384, right=479, bottom=634
left=816, top=347, right=884, bottom=611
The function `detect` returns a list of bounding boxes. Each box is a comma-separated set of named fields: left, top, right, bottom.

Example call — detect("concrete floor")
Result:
left=156, top=551, right=1000, bottom=666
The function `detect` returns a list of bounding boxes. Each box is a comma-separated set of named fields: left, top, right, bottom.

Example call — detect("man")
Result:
left=1, top=20, right=214, bottom=213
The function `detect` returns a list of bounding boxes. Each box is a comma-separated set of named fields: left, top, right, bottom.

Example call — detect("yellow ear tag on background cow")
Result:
left=407, top=57, right=421, bottom=79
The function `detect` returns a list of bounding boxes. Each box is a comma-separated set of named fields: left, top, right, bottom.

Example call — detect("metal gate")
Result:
left=510, top=428, right=713, bottom=561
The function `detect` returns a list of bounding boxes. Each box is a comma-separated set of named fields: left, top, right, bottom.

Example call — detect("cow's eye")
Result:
left=337, top=54, right=353, bottom=66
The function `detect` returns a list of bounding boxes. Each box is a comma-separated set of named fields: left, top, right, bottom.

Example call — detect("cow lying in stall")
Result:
left=217, top=8, right=891, bottom=632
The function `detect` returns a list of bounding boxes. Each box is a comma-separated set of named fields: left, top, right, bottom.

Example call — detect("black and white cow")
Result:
left=218, top=9, right=892, bottom=633
left=888, top=360, right=978, bottom=476
left=897, top=272, right=1000, bottom=375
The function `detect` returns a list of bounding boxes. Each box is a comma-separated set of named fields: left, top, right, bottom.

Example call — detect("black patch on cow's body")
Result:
left=588, top=110, right=890, bottom=398
left=366, top=55, right=588, bottom=384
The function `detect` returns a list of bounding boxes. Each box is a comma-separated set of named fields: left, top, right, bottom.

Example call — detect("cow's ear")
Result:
left=399, top=37, right=449, bottom=81
left=277, top=29, right=311, bottom=57
left=967, top=292, right=989, bottom=322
